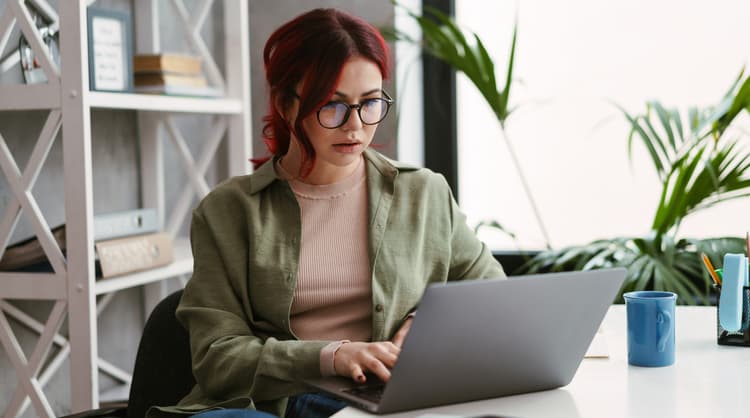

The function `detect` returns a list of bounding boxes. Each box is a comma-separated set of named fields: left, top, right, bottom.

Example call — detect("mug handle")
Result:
left=657, top=309, right=672, bottom=352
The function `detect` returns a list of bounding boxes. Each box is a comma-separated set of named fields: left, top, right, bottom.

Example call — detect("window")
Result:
left=456, top=0, right=750, bottom=250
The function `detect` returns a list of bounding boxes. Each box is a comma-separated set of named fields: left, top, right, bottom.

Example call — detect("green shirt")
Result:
left=153, top=149, right=505, bottom=418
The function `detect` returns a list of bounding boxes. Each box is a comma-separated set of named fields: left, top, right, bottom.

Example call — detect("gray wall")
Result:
left=0, top=1, right=396, bottom=416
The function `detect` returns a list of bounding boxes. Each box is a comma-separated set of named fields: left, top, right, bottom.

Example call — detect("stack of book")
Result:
left=133, top=53, right=220, bottom=97
left=0, top=208, right=174, bottom=279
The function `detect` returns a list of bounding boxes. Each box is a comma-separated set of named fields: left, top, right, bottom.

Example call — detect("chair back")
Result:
left=127, top=289, right=195, bottom=418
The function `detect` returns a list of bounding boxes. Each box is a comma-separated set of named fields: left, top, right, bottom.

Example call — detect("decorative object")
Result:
left=86, top=7, right=133, bottom=92
left=17, top=2, right=59, bottom=84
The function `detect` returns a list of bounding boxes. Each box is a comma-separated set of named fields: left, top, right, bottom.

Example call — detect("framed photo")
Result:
left=87, top=8, right=133, bottom=92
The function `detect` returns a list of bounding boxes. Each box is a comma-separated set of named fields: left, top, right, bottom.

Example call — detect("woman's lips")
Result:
left=332, top=141, right=362, bottom=153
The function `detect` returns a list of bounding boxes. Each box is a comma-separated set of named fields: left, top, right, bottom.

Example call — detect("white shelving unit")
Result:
left=0, top=1, right=252, bottom=417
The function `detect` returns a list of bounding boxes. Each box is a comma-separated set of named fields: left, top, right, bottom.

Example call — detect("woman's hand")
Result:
left=334, top=342, right=400, bottom=383
left=391, top=317, right=413, bottom=348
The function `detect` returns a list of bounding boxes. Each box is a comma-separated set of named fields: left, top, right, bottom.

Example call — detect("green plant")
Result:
left=385, top=2, right=551, bottom=248
left=523, top=71, right=750, bottom=304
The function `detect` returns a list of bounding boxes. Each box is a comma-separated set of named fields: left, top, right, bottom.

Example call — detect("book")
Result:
left=0, top=232, right=174, bottom=279
left=94, top=208, right=159, bottom=241
left=134, top=73, right=208, bottom=88
left=0, top=225, right=66, bottom=271
left=0, top=208, right=160, bottom=263
left=133, top=53, right=202, bottom=75
left=95, top=232, right=174, bottom=278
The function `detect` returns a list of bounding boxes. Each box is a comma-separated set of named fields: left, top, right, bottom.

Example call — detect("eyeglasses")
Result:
left=294, top=91, right=393, bottom=129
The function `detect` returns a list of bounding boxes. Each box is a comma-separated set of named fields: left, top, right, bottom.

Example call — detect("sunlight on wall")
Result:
left=395, top=0, right=424, bottom=166
left=456, top=0, right=750, bottom=250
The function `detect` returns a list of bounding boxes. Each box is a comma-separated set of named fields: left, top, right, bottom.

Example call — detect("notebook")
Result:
left=305, top=268, right=626, bottom=414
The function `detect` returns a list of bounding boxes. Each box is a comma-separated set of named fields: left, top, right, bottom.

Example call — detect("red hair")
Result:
left=253, top=8, right=391, bottom=174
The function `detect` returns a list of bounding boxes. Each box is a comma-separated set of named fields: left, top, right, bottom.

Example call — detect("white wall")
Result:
left=457, top=0, right=750, bottom=250
left=395, top=0, right=424, bottom=166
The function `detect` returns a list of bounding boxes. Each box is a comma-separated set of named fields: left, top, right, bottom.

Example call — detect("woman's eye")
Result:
left=321, top=102, right=340, bottom=110
left=362, top=99, right=380, bottom=109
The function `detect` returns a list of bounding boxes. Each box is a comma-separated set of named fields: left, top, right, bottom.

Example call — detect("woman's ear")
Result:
left=273, top=96, right=286, bottom=122
left=274, top=95, right=296, bottom=126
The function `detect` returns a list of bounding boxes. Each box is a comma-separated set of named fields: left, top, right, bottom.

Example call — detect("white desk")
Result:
left=333, top=306, right=749, bottom=418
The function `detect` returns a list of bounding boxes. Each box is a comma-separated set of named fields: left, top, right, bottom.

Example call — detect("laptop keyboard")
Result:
left=342, top=384, right=385, bottom=403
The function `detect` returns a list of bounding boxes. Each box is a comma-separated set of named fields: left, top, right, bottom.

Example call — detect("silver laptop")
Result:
left=305, top=268, right=626, bottom=414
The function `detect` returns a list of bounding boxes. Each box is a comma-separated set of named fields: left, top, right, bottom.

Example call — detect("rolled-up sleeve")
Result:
left=443, top=179, right=507, bottom=281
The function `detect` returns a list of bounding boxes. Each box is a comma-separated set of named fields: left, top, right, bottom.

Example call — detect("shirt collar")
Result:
left=248, top=148, right=417, bottom=195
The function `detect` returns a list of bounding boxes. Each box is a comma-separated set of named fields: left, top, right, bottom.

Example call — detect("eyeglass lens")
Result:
left=318, top=98, right=389, bottom=128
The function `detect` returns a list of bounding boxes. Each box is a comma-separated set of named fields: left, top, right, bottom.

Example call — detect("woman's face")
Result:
left=290, top=57, right=384, bottom=184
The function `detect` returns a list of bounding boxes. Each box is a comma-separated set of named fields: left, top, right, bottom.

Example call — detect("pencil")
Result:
left=701, top=253, right=722, bottom=286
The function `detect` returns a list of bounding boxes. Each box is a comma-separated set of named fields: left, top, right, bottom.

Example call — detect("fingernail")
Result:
left=357, top=375, right=365, bottom=382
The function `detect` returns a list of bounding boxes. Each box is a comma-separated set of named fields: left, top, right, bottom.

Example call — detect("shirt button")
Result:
left=375, top=304, right=384, bottom=312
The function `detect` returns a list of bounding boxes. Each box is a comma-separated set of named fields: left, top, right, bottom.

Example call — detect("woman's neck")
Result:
left=279, top=154, right=363, bottom=185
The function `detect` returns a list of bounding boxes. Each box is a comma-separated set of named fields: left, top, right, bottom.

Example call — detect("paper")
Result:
left=584, top=326, right=609, bottom=358
left=91, top=16, right=125, bottom=90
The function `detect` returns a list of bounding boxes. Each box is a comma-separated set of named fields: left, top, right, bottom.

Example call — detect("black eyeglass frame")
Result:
left=293, top=90, right=394, bottom=129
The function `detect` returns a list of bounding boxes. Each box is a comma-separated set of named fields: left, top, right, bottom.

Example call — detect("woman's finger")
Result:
left=370, top=343, right=399, bottom=368
left=349, top=363, right=366, bottom=383
left=361, top=355, right=392, bottom=382
left=391, top=318, right=413, bottom=347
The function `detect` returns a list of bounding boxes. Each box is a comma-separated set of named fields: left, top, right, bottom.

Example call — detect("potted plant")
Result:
left=388, top=4, right=750, bottom=303
left=522, top=72, right=750, bottom=304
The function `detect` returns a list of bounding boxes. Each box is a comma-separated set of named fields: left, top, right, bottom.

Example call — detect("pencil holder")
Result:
left=714, top=284, right=750, bottom=346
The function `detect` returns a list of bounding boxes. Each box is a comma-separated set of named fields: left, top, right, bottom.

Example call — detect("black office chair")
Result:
left=64, top=289, right=195, bottom=418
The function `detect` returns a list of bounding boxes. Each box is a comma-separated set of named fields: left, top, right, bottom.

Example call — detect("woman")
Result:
left=155, top=8, right=505, bottom=418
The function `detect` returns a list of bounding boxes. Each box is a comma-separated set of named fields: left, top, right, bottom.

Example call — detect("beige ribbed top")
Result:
left=276, top=157, right=372, bottom=343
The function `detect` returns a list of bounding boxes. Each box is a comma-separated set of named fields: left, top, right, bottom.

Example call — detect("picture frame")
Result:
left=87, top=8, right=133, bottom=92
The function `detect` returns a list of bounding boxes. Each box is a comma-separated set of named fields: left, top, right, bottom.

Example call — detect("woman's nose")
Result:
left=341, top=108, right=364, bottom=131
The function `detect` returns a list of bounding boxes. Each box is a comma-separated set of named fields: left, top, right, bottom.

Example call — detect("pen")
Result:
left=701, top=253, right=722, bottom=286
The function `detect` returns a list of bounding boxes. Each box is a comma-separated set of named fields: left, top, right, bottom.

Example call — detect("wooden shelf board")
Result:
left=88, top=91, right=243, bottom=114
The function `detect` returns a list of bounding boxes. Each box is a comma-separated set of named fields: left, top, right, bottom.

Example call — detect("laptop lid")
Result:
left=306, top=268, right=626, bottom=414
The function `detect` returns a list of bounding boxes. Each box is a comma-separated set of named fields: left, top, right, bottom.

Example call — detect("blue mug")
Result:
left=623, top=291, right=677, bottom=367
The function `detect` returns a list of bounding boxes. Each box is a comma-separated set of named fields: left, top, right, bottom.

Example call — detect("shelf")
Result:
left=94, top=238, right=192, bottom=295
left=0, top=238, right=192, bottom=299
left=0, top=88, right=243, bottom=114
left=0, top=2, right=251, bottom=414
left=0, top=273, right=66, bottom=299
left=0, top=84, right=61, bottom=111
left=88, top=91, right=243, bottom=114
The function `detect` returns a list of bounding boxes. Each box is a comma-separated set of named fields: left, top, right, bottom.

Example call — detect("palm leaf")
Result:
left=497, top=22, right=517, bottom=123
left=671, top=108, right=685, bottom=143
left=393, top=2, right=515, bottom=124
left=650, top=101, right=676, bottom=151
left=715, top=69, right=750, bottom=135
left=642, top=107, right=672, bottom=168
left=615, top=104, right=669, bottom=178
